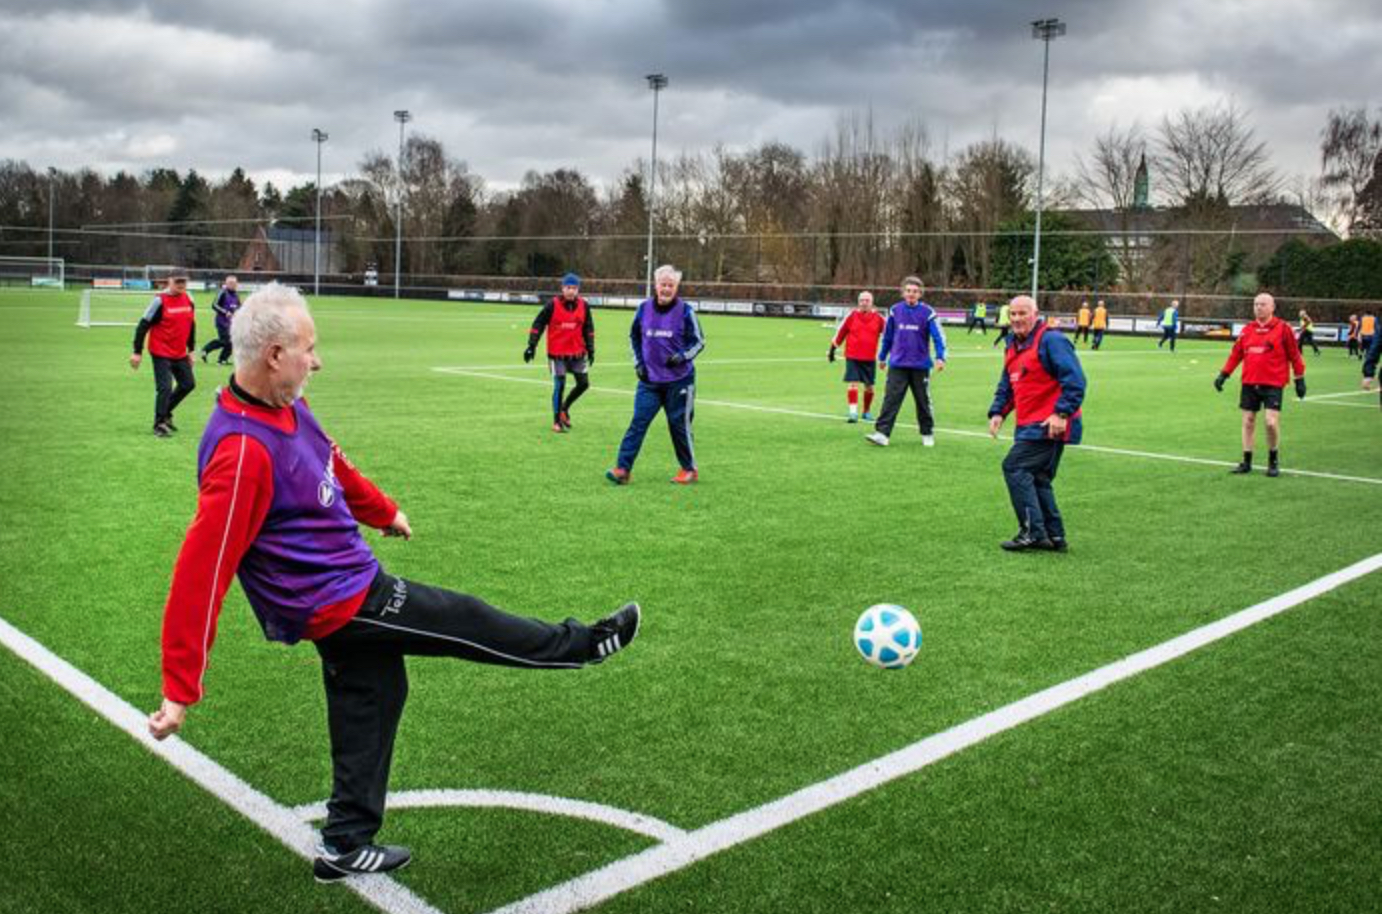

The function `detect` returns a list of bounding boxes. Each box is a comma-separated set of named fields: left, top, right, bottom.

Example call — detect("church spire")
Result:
left=1133, top=150, right=1150, bottom=210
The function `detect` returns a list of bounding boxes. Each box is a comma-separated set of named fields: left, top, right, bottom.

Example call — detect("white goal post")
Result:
left=77, top=288, right=157, bottom=329
left=0, top=256, right=65, bottom=290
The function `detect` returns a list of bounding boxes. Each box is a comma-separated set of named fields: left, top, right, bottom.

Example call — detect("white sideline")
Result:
left=291, top=790, right=687, bottom=844
left=489, top=551, right=1382, bottom=914
left=0, top=616, right=445, bottom=914
left=430, top=367, right=1382, bottom=486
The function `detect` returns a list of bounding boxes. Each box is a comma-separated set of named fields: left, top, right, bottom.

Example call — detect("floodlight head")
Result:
left=393, top=109, right=412, bottom=124
left=646, top=73, right=668, bottom=91
left=312, top=128, right=329, bottom=142
left=1031, top=18, right=1066, bottom=40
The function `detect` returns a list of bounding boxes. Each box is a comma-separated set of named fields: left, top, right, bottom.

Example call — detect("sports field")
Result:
left=1, top=288, right=1379, bottom=914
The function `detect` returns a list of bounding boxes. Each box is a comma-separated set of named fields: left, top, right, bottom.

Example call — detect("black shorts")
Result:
left=844, top=359, right=876, bottom=385
left=1239, top=384, right=1283, bottom=412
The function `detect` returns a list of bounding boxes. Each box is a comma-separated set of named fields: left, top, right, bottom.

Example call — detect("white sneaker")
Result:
left=922, top=435, right=935, bottom=447
left=866, top=432, right=889, bottom=447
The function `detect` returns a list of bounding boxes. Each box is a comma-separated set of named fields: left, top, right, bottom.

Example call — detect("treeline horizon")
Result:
left=2, top=102, right=1379, bottom=299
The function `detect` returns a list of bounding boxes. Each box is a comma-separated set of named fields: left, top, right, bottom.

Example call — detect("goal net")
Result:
left=77, top=288, right=158, bottom=329
left=0, top=256, right=65, bottom=290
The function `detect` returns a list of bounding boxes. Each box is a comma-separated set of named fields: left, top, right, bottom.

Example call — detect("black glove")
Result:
left=1213, top=372, right=1227, bottom=393
left=523, top=345, right=536, bottom=364
left=587, top=348, right=595, bottom=366
left=1294, top=377, right=1306, bottom=399
left=666, top=352, right=686, bottom=368
left=828, top=345, right=837, bottom=363
left=635, top=363, right=648, bottom=382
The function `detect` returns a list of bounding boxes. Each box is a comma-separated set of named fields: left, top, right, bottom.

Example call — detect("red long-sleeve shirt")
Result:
left=160, top=386, right=398, bottom=706
left=1221, top=317, right=1306, bottom=388
left=831, top=309, right=886, bottom=361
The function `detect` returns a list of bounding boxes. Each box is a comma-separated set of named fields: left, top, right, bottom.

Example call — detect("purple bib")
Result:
left=639, top=298, right=693, bottom=384
left=197, top=397, right=379, bottom=643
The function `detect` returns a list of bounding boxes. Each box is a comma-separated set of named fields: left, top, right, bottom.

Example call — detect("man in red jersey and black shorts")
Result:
left=829, top=290, right=886, bottom=423
left=525, top=272, right=595, bottom=432
left=147, top=283, right=640, bottom=883
left=130, top=267, right=197, bottom=436
left=1214, top=292, right=1307, bottom=477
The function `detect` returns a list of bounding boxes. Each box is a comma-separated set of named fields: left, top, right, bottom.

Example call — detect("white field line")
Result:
left=0, top=616, right=443, bottom=914
left=430, top=367, right=1382, bottom=486
left=291, top=790, right=686, bottom=844
left=491, top=551, right=1382, bottom=914
left=1302, top=399, right=1379, bottom=409
left=1303, top=387, right=1374, bottom=400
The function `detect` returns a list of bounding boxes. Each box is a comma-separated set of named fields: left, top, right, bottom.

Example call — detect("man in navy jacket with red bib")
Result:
left=130, top=268, right=197, bottom=436
left=988, top=295, right=1087, bottom=552
left=524, top=272, right=595, bottom=432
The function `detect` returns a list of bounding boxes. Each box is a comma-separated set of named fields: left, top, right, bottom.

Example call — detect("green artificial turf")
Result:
left=0, top=288, right=1377, bottom=913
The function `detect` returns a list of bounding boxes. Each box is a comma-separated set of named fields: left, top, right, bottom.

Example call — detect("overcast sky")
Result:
left=2, top=0, right=1378, bottom=199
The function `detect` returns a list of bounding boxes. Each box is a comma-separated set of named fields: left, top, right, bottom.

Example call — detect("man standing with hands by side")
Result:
left=988, top=295, right=1086, bottom=552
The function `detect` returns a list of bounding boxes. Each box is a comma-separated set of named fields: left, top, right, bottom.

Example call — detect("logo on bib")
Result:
left=318, top=460, right=340, bottom=507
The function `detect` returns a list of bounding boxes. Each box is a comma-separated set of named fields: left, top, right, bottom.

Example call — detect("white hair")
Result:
left=654, top=264, right=682, bottom=284
left=231, top=282, right=311, bottom=370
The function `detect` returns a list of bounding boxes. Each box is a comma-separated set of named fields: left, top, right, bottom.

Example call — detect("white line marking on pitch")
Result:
left=0, top=617, right=441, bottom=914
left=430, top=367, right=1382, bottom=486
left=487, top=551, right=1382, bottom=914
left=291, top=790, right=686, bottom=844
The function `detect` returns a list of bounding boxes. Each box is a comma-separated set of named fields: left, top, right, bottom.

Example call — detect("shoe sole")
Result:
left=313, top=856, right=411, bottom=884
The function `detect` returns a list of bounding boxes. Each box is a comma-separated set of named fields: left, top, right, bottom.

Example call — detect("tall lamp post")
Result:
left=311, top=128, right=329, bottom=296
left=393, top=109, right=412, bottom=299
left=1029, top=17, right=1065, bottom=300
left=644, top=73, right=668, bottom=298
left=47, top=167, right=56, bottom=266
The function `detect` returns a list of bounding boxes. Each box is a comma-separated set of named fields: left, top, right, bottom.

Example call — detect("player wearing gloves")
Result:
left=606, top=264, right=705, bottom=485
left=525, top=272, right=595, bottom=432
left=1214, top=292, right=1306, bottom=477
left=829, top=291, right=886, bottom=423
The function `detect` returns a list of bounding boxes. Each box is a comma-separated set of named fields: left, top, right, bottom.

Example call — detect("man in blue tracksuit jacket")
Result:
left=866, top=276, right=947, bottom=447
left=606, top=264, right=706, bottom=485
left=1363, top=330, right=1382, bottom=410
left=988, top=295, right=1087, bottom=552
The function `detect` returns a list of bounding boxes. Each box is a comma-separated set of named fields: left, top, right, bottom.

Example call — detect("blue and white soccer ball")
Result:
left=854, top=604, right=922, bottom=669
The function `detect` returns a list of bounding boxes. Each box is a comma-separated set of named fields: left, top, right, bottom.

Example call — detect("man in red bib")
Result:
left=525, top=272, right=595, bottom=432
left=988, top=295, right=1087, bottom=552
left=130, top=268, right=198, bottom=437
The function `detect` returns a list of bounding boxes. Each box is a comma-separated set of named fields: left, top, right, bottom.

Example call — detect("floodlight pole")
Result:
left=645, top=74, right=668, bottom=299
left=312, top=129, right=329, bottom=297
left=47, top=167, right=56, bottom=265
left=1030, top=17, right=1065, bottom=301
left=393, top=109, right=412, bottom=300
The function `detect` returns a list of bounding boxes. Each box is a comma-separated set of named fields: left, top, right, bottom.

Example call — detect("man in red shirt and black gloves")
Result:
left=130, top=267, right=197, bottom=437
left=829, top=290, right=886, bottom=423
left=147, top=283, right=640, bottom=882
left=1215, top=292, right=1307, bottom=477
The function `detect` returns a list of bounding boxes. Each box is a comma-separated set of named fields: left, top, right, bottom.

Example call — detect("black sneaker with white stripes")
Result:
left=313, top=843, right=412, bottom=882
left=588, top=602, right=640, bottom=664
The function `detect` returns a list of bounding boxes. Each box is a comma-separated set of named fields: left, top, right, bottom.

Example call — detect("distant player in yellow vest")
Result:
left=992, top=301, right=1011, bottom=348
left=1074, top=301, right=1092, bottom=345
left=968, top=301, right=989, bottom=335
left=1296, top=309, right=1320, bottom=356
left=1091, top=300, right=1108, bottom=350
left=1156, top=300, right=1180, bottom=352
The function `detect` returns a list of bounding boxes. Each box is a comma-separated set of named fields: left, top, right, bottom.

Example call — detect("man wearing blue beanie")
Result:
left=525, top=272, right=595, bottom=432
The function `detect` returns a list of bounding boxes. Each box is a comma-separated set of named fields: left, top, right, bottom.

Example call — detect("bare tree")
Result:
left=947, top=137, right=1032, bottom=287
left=1154, top=101, right=1282, bottom=206
left=1074, top=123, right=1147, bottom=211
left=1320, top=106, right=1382, bottom=236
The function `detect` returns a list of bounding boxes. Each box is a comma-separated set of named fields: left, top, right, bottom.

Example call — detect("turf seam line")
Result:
left=0, top=616, right=445, bottom=914
left=430, top=367, right=1382, bottom=486
left=486, top=551, right=1382, bottom=914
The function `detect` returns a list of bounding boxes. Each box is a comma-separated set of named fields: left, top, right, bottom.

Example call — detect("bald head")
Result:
left=1253, top=292, right=1276, bottom=323
left=1008, top=295, right=1039, bottom=338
